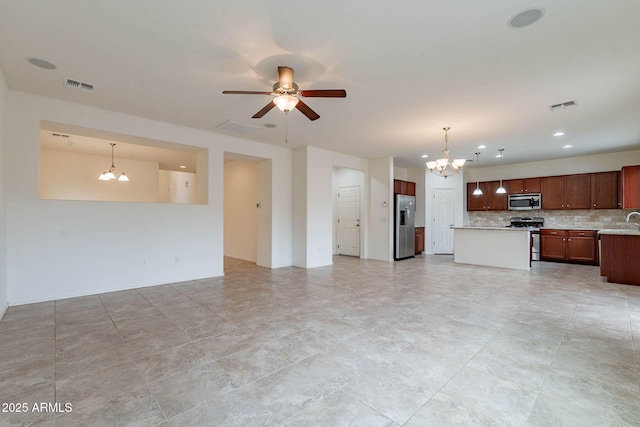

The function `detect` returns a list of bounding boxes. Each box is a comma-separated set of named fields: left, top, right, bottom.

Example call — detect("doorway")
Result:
left=432, top=188, right=455, bottom=254
left=223, top=153, right=272, bottom=271
left=337, top=185, right=361, bottom=256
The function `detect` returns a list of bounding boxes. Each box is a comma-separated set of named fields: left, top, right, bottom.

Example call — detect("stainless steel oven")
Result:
left=508, top=217, right=544, bottom=261
left=508, top=193, right=541, bottom=211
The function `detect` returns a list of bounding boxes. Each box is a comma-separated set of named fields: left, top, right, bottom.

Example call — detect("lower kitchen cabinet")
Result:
left=415, top=227, right=425, bottom=254
left=540, top=229, right=598, bottom=265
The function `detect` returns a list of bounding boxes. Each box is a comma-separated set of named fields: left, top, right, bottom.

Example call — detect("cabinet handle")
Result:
left=568, top=239, right=571, bottom=242
left=593, top=204, right=596, bottom=207
left=561, top=204, right=564, bottom=208
left=567, top=204, right=570, bottom=208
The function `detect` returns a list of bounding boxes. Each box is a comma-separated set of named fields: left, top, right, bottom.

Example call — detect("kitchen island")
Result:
left=598, top=229, right=640, bottom=286
left=452, top=227, right=531, bottom=271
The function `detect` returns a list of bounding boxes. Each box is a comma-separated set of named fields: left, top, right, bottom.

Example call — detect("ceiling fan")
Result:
left=223, top=66, right=346, bottom=121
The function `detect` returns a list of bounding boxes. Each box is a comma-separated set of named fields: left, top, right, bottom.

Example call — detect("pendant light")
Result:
left=472, top=152, right=483, bottom=196
left=98, top=143, right=129, bottom=182
left=496, top=148, right=506, bottom=194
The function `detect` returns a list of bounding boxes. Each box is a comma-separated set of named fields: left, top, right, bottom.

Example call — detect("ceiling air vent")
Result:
left=64, top=77, right=95, bottom=92
left=549, top=100, right=577, bottom=111
left=216, top=120, right=259, bottom=134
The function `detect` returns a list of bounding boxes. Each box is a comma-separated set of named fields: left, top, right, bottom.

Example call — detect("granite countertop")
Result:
left=451, top=226, right=530, bottom=231
left=597, top=229, right=640, bottom=236
left=539, top=227, right=600, bottom=231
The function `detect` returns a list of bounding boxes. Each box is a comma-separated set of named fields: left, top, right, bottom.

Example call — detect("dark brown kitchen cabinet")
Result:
left=415, top=227, right=424, bottom=255
left=591, top=171, right=620, bottom=209
left=541, top=174, right=591, bottom=210
left=540, top=229, right=567, bottom=261
left=540, top=229, right=598, bottom=264
left=394, top=179, right=416, bottom=196
left=504, top=177, right=541, bottom=194
left=622, top=165, right=640, bottom=208
left=466, top=181, right=507, bottom=211
left=467, top=182, right=488, bottom=211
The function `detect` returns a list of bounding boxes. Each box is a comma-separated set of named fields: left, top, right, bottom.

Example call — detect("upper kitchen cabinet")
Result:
left=622, top=165, right=640, bottom=208
left=591, top=171, right=620, bottom=209
left=541, top=174, right=591, bottom=210
left=503, top=177, right=541, bottom=194
left=394, top=179, right=416, bottom=196
left=466, top=181, right=507, bottom=211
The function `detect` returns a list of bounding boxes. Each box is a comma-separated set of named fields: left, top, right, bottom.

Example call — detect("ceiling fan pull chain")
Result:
left=285, top=113, right=289, bottom=144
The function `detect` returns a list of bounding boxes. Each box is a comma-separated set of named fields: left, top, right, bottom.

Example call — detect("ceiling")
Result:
left=1, top=0, right=640, bottom=168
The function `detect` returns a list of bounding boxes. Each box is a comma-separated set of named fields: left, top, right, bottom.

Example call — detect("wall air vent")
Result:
left=64, top=77, right=95, bottom=92
left=216, top=120, right=259, bottom=134
left=549, top=100, right=577, bottom=111
left=51, top=132, right=70, bottom=138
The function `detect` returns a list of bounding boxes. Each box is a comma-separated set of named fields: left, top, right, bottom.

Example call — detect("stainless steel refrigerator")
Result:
left=394, top=194, right=416, bottom=260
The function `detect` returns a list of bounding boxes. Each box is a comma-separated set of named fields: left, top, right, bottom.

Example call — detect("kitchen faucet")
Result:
left=625, top=211, right=640, bottom=230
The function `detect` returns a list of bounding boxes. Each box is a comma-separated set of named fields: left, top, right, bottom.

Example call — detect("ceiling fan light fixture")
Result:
left=273, top=94, right=299, bottom=112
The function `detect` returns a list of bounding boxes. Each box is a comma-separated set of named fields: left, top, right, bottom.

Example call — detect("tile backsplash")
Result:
left=468, top=209, right=639, bottom=230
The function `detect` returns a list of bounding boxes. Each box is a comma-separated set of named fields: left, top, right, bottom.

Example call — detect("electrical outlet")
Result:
left=140, top=258, right=147, bottom=267
left=174, top=256, right=180, bottom=264
left=604, top=217, right=612, bottom=222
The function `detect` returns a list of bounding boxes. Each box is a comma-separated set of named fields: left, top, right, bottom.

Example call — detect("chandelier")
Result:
left=426, top=127, right=466, bottom=178
left=98, top=143, right=129, bottom=182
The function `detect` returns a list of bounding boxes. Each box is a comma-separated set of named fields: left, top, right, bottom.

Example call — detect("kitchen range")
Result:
left=507, top=216, right=544, bottom=261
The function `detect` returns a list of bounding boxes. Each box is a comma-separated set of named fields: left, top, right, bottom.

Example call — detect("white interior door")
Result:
left=433, top=188, right=455, bottom=254
left=337, top=185, right=360, bottom=256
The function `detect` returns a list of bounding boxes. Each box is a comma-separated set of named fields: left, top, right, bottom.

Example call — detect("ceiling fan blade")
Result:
left=278, top=66, right=294, bottom=89
left=295, top=99, right=320, bottom=121
left=252, top=101, right=276, bottom=119
left=300, top=89, right=347, bottom=98
left=223, top=90, right=272, bottom=95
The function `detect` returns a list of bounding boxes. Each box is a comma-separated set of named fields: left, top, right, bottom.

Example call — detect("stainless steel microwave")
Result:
left=508, top=193, right=541, bottom=210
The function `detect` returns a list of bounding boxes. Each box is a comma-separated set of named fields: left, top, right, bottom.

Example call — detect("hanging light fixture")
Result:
left=98, top=143, right=129, bottom=182
left=496, top=148, right=506, bottom=194
left=473, top=152, right=483, bottom=196
left=426, top=127, right=466, bottom=178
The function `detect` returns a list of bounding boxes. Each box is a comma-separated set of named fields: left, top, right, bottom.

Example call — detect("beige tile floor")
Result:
left=1, top=255, right=639, bottom=426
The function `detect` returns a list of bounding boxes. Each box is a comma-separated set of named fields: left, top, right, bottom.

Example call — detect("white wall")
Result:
left=367, top=157, right=393, bottom=261
left=333, top=167, right=366, bottom=255
left=407, top=167, right=426, bottom=227
left=41, top=149, right=160, bottom=202
left=393, top=166, right=408, bottom=181
left=5, top=91, right=293, bottom=305
left=293, top=146, right=368, bottom=268
left=467, top=150, right=640, bottom=182
left=0, top=66, right=7, bottom=318
left=224, top=160, right=258, bottom=262
left=159, top=170, right=197, bottom=204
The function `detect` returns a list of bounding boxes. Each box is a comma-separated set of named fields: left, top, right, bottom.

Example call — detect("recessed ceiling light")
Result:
left=26, top=57, right=56, bottom=70
left=563, top=145, right=573, bottom=149
left=508, top=8, right=544, bottom=28
left=179, top=165, right=187, bottom=169
left=553, top=131, right=565, bottom=137
left=421, top=154, right=429, bottom=158
left=478, top=145, right=486, bottom=149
